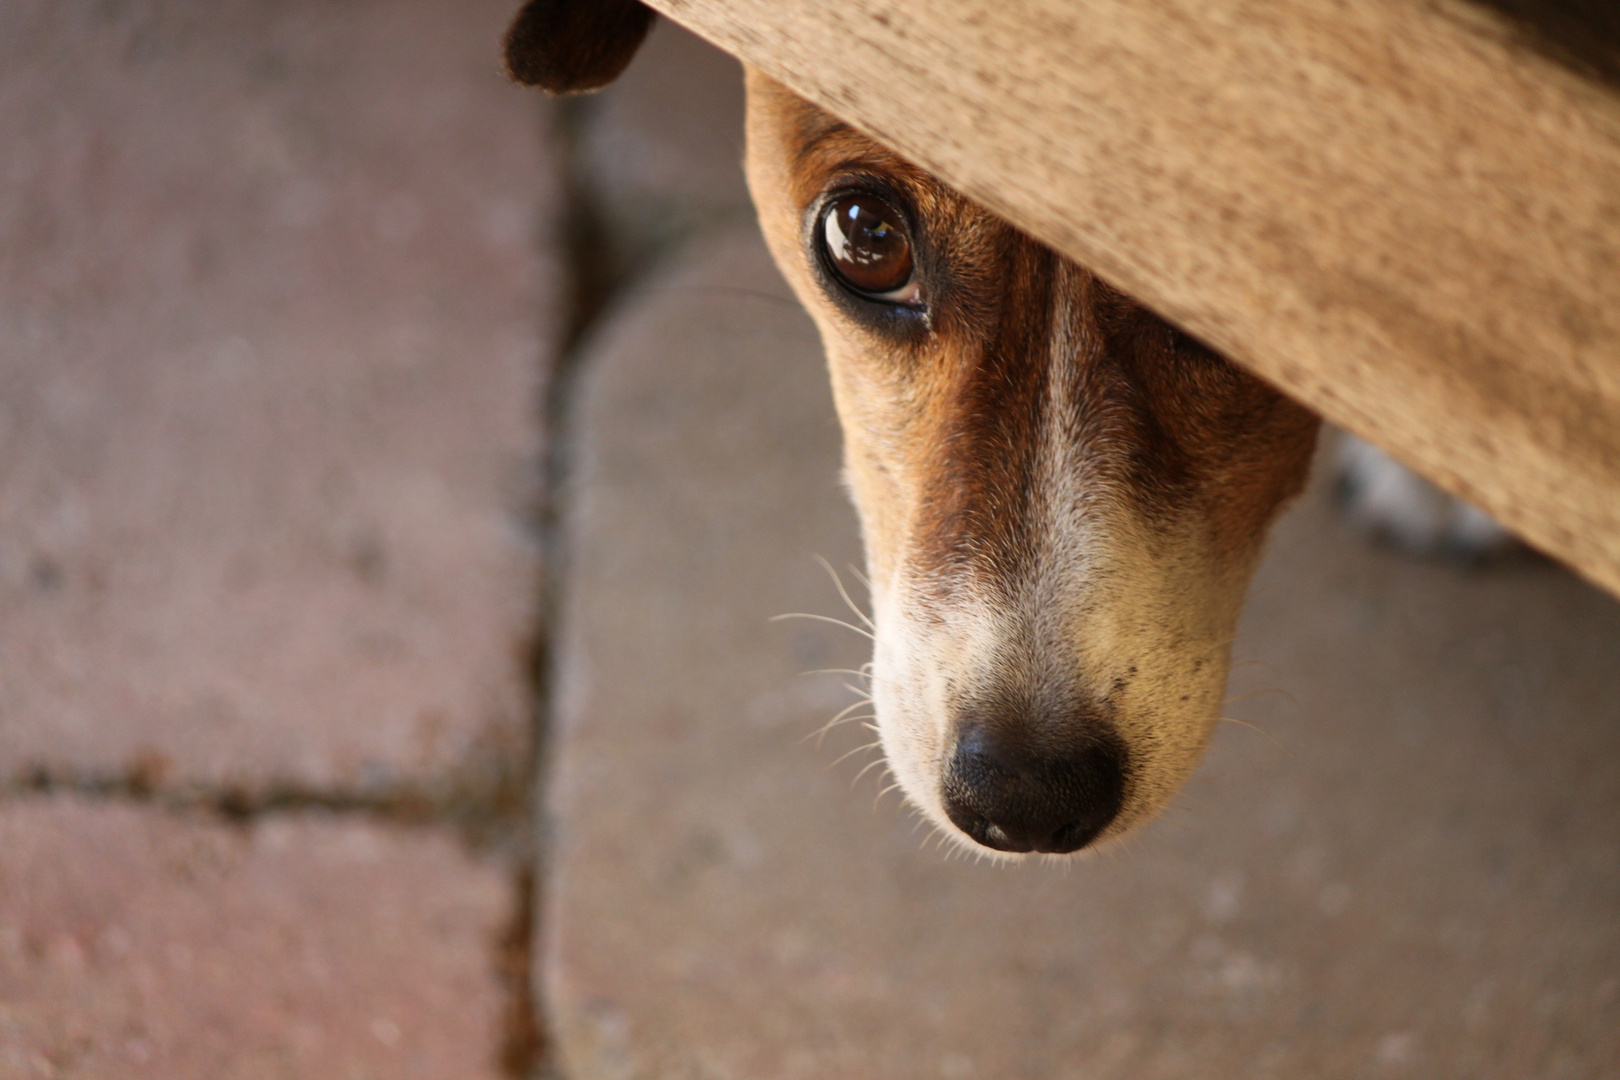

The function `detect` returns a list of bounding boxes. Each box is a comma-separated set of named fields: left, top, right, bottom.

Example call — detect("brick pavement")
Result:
left=0, top=1, right=558, bottom=1075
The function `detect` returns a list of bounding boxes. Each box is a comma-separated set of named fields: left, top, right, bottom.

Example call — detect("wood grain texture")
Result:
left=645, top=0, right=1620, bottom=596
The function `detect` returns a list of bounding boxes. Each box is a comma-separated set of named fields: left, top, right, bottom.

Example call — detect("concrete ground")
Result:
left=4, top=7, right=1617, bottom=1079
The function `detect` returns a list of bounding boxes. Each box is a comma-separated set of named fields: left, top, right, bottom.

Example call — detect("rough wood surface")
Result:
left=646, top=0, right=1620, bottom=597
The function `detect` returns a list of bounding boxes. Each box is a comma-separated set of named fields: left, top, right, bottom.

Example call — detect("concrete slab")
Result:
left=0, top=795, right=508, bottom=1079
left=544, top=225, right=1620, bottom=1078
left=0, top=0, right=558, bottom=793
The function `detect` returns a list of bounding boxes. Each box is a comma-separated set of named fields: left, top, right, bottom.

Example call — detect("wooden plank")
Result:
left=646, top=0, right=1620, bottom=597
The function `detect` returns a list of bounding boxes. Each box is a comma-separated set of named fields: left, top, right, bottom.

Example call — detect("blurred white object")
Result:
left=1335, top=434, right=1514, bottom=558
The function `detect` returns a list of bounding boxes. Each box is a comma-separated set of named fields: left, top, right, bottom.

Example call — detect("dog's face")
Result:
left=500, top=4, right=1318, bottom=858
left=744, top=72, right=1319, bottom=857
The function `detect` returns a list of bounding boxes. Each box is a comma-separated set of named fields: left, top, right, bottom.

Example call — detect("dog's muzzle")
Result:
left=940, top=720, right=1126, bottom=854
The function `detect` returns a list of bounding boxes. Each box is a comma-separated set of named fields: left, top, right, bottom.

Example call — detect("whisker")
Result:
left=873, top=779, right=907, bottom=809
left=847, top=563, right=872, bottom=590
left=814, top=554, right=875, bottom=632
left=799, top=665, right=896, bottom=692
left=1218, top=715, right=1284, bottom=748
left=830, top=740, right=883, bottom=767
left=800, top=668, right=874, bottom=681
left=826, top=698, right=876, bottom=726
left=851, top=755, right=889, bottom=786
left=800, top=722, right=874, bottom=748
left=768, top=612, right=875, bottom=641
left=803, top=711, right=876, bottom=747
left=873, top=777, right=903, bottom=812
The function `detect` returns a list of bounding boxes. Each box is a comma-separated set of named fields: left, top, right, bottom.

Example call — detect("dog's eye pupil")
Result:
left=822, top=194, right=914, bottom=296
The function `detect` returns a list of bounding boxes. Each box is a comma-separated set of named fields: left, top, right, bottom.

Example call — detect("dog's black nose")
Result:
left=941, top=723, right=1125, bottom=854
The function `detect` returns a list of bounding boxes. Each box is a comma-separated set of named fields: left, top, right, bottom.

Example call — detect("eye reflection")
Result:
left=820, top=193, right=918, bottom=301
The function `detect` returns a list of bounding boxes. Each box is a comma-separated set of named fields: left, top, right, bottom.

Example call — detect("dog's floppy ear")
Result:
left=503, top=0, right=656, bottom=94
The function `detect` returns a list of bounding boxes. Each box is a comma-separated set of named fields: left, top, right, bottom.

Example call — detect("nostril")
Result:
left=941, top=723, right=1125, bottom=855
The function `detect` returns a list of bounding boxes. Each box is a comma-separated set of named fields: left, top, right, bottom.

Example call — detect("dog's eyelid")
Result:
left=814, top=178, right=915, bottom=224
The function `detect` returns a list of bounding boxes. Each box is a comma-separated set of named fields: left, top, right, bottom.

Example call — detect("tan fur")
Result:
left=744, top=71, right=1319, bottom=857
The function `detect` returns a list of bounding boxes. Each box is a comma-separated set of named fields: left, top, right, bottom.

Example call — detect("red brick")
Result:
left=0, top=795, right=509, bottom=1080
left=0, top=0, right=558, bottom=793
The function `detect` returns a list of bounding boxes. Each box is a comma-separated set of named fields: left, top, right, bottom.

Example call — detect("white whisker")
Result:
left=826, top=698, right=876, bottom=725
left=800, top=668, right=874, bottom=681
left=768, top=612, right=875, bottom=641
left=851, top=755, right=889, bottom=786
left=803, top=711, right=876, bottom=747
left=814, top=554, right=876, bottom=631
left=874, top=779, right=905, bottom=805
left=830, top=739, right=883, bottom=767
left=1218, top=715, right=1283, bottom=748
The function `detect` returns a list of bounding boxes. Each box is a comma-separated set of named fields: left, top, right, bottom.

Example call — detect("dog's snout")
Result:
left=941, top=722, right=1125, bottom=854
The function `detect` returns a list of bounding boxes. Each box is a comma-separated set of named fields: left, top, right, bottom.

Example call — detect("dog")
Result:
left=504, top=0, right=1503, bottom=858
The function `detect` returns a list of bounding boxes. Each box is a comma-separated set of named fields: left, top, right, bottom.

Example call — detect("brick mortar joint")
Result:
left=517, top=85, right=733, bottom=1080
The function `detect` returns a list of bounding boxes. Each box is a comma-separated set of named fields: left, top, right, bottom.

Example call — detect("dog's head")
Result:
left=508, top=4, right=1320, bottom=858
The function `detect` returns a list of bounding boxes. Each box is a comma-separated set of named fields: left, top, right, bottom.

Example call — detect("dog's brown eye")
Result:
left=821, top=194, right=915, bottom=298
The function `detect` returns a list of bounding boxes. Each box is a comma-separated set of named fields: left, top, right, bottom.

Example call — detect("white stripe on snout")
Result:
left=866, top=267, right=1242, bottom=855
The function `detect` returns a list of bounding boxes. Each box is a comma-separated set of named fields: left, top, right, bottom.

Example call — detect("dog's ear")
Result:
left=503, top=0, right=656, bottom=94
